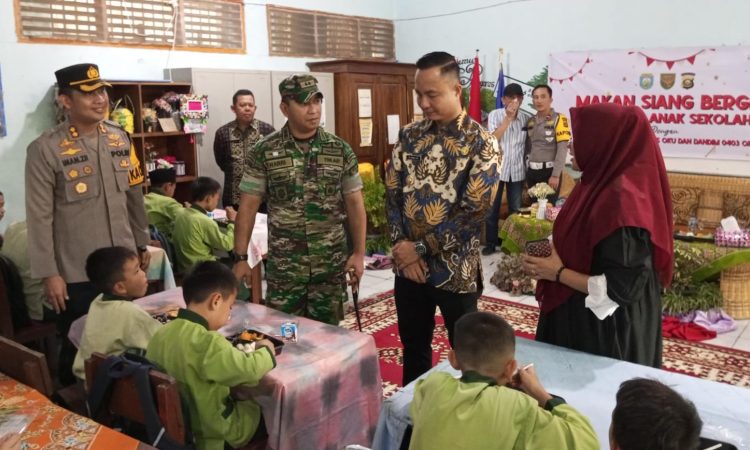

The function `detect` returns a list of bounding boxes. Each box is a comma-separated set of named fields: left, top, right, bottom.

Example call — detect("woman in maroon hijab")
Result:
left=523, top=103, right=673, bottom=367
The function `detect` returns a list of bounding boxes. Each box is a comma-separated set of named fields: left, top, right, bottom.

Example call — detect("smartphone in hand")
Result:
left=525, top=239, right=552, bottom=258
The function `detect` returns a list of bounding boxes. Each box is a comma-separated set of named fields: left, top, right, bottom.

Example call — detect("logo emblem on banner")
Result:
left=681, top=73, right=695, bottom=89
left=660, top=73, right=676, bottom=89
left=639, top=73, right=654, bottom=89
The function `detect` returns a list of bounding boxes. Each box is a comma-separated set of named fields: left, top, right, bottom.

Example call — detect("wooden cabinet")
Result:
left=307, top=60, right=417, bottom=169
left=108, top=81, right=198, bottom=203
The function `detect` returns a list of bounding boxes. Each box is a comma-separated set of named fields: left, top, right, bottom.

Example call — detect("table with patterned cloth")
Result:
left=0, top=374, right=155, bottom=450
left=69, top=288, right=382, bottom=450
left=146, top=245, right=176, bottom=290
left=499, top=214, right=553, bottom=254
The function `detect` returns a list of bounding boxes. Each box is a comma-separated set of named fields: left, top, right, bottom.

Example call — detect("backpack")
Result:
left=87, top=352, right=195, bottom=450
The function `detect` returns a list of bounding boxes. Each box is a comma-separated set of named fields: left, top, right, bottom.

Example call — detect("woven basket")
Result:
left=720, top=262, right=750, bottom=319
left=667, top=172, right=750, bottom=226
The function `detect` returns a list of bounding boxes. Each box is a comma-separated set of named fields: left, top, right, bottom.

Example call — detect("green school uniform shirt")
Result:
left=172, top=205, right=234, bottom=273
left=146, top=309, right=276, bottom=450
left=409, top=371, right=599, bottom=450
left=144, top=189, right=183, bottom=240
left=72, top=293, right=161, bottom=380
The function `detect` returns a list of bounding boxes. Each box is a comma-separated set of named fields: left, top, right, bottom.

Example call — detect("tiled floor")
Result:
left=353, top=253, right=750, bottom=352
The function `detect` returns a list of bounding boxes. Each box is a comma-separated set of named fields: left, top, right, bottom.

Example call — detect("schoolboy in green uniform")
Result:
left=147, top=262, right=276, bottom=450
left=73, top=246, right=160, bottom=381
left=172, top=177, right=237, bottom=273
left=409, top=312, right=599, bottom=450
left=144, top=159, right=182, bottom=240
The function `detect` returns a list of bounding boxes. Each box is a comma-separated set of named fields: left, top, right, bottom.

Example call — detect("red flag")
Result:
left=468, top=54, right=482, bottom=122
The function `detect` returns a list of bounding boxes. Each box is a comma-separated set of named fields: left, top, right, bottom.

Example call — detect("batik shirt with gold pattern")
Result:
left=386, top=111, right=500, bottom=293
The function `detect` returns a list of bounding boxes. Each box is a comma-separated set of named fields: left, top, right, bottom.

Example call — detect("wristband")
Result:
left=555, top=266, right=565, bottom=283
left=233, top=253, right=249, bottom=262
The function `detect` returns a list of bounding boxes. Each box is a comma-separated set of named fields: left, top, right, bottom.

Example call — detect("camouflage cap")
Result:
left=279, top=74, right=323, bottom=104
left=55, top=63, right=112, bottom=92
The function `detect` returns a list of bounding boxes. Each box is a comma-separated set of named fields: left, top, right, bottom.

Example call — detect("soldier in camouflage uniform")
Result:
left=232, top=74, right=366, bottom=325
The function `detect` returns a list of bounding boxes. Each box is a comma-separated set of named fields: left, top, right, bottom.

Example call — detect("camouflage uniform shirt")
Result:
left=239, top=124, right=362, bottom=322
left=386, top=111, right=500, bottom=293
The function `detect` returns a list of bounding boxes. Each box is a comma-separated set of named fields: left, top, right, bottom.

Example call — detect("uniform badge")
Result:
left=83, top=165, right=93, bottom=175
left=60, top=147, right=82, bottom=156
left=108, top=139, right=124, bottom=147
left=119, top=159, right=130, bottom=168
left=98, top=123, right=107, bottom=134
left=59, top=138, right=75, bottom=148
left=545, top=130, right=552, bottom=136
left=108, top=133, right=120, bottom=141
left=87, top=66, right=100, bottom=80
left=68, top=169, right=79, bottom=179
left=75, top=182, right=88, bottom=194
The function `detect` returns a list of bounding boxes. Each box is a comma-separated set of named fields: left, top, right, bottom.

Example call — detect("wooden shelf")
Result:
left=109, top=80, right=197, bottom=203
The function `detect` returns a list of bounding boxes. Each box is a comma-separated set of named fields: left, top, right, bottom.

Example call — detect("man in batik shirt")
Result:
left=386, top=51, right=501, bottom=385
left=214, top=89, right=275, bottom=209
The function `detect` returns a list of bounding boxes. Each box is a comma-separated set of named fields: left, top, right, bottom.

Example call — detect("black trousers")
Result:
left=58, top=281, right=101, bottom=385
left=526, top=167, right=559, bottom=204
left=394, top=276, right=479, bottom=386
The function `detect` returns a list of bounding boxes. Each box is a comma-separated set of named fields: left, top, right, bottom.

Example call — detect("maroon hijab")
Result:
left=536, top=103, right=673, bottom=313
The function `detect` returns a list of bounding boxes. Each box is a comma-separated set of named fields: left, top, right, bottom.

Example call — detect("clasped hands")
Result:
left=392, top=240, right=428, bottom=284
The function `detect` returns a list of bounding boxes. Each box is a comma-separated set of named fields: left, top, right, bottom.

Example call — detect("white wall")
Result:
left=393, top=0, right=750, bottom=177
left=0, top=0, right=394, bottom=227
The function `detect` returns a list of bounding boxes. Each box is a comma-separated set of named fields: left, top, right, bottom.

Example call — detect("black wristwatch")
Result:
left=137, top=245, right=148, bottom=253
left=415, top=240, right=427, bottom=257
left=233, top=253, right=249, bottom=262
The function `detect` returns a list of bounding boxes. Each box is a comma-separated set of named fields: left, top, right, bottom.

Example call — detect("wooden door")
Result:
left=374, top=74, right=409, bottom=167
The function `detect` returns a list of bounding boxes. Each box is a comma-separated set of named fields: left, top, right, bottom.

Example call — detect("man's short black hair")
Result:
left=86, top=246, right=139, bottom=294
left=182, top=261, right=238, bottom=305
left=233, top=89, right=255, bottom=105
left=453, top=312, right=515, bottom=371
left=190, top=176, right=221, bottom=202
left=416, top=51, right=460, bottom=80
left=532, top=84, right=553, bottom=97
left=612, top=378, right=702, bottom=450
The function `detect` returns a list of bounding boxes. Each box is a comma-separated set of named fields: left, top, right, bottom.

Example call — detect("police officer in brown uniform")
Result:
left=524, top=84, right=571, bottom=204
left=25, top=63, right=151, bottom=384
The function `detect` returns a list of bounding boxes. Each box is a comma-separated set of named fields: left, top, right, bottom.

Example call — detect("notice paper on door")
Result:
left=359, top=118, right=373, bottom=147
left=387, top=114, right=400, bottom=145
left=358, top=89, right=372, bottom=118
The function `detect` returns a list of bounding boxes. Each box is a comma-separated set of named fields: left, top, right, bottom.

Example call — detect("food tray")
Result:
left=227, top=329, right=284, bottom=356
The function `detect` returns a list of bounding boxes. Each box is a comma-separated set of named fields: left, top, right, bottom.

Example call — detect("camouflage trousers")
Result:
left=266, top=270, right=347, bottom=325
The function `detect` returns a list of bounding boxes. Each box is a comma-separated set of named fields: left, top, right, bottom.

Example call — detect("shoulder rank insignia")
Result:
left=99, top=123, right=107, bottom=134
left=68, top=169, right=79, bottom=179
left=69, top=126, right=79, bottom=138
left=60, top=147, right=82, bottom=156
left=75, top=182, right=88, bottom=194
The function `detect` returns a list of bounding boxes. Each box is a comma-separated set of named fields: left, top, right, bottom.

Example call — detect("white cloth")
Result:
left=585, top=275, right=619, bottom=320
left=487, top=108, right=531, bottom=182
left=247, top=213, right=268, bottom=268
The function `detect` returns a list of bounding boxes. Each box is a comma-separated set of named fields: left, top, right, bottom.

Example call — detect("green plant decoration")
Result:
left=362, top=171, right=390, bottom=254
left=663, top=244, right=723, bottom=314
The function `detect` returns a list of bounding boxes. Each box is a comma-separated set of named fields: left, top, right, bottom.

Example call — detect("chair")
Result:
left=0, top=336, right=54, bottom=397
left=84, top=353, right=267, bottom=450
left=84, top=352, right=189, bottom=447
left=0, top=260, right=58, bottom=370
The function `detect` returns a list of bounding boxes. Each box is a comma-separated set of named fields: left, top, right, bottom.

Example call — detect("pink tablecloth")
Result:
left=69, top=288, right=382, bottom=450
